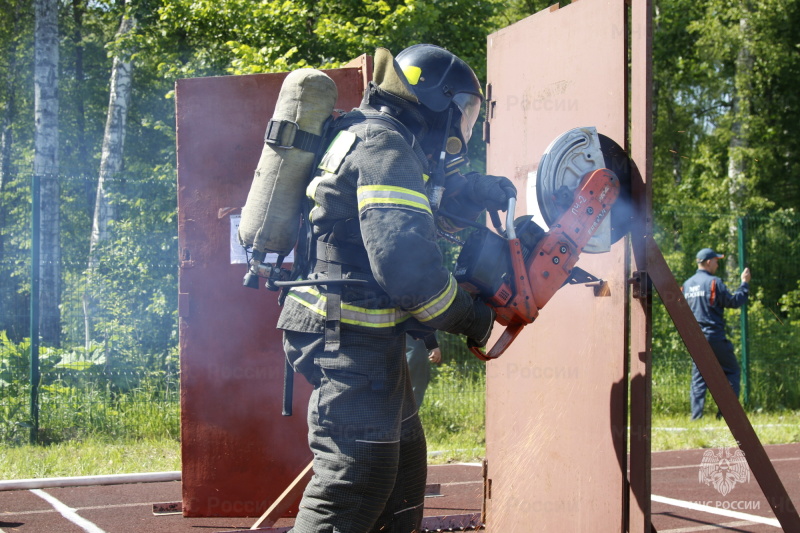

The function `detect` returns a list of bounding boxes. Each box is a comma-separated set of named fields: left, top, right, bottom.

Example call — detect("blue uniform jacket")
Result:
left=682, top=269, right=749, bottom=341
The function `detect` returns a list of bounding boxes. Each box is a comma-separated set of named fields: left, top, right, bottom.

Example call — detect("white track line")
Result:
left=30, top=489, right=108, bottom=533
left=652, top=494, right=781, bottom=528
left=658, top=519, right=760, bottom=532
left=1, top=501, right=148, bottom=516
left=651, top=455, right=800, bottom=471
left=652, top=424, right=799, bottom=432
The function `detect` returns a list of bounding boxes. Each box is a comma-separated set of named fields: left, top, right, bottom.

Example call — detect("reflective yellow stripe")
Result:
left=423, top=173, right=430, bottom=183
left=357, top=185, right=431, bottom=214
left=306, top=173, right=329, bottom=224
left=287, top=286, right=410, bottom=328
left=306, top=173, right=327, bottom=200
left=287, top=287, right=326, bottom=316
left=319, top=131, right=357, bottom=173
left=409, top=276, right=458, bottom=322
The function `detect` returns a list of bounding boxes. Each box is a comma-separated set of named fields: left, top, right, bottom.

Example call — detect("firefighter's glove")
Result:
left=464, top=173, right=517, bottom=212
left=463, top=300, right=496, bottom=349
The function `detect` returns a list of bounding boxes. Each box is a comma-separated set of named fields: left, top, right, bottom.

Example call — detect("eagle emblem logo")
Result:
left=699, top=447, right=751, bottom=496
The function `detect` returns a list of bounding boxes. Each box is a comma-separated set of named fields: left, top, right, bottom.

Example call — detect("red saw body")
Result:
left=454, top=127, right=630, bottom=360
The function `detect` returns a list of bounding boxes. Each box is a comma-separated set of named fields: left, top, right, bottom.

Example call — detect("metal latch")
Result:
left=567, top=266, right=610, bottom=297
left=628, top=270, right=651, bottom=300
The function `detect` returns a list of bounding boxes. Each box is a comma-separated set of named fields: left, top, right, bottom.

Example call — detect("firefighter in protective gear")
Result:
left=278, top=44, right=515, bottom=533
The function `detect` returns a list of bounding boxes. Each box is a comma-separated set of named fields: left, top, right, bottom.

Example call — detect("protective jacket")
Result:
left=683, top=269, right=749, bottom=341
left=277, top=93, right=490, bottom=352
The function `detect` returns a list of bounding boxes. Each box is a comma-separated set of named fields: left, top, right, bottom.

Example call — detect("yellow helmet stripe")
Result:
left=403, top=65, right=422, bottom=85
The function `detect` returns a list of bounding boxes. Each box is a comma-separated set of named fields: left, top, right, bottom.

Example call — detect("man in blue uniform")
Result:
left=682, top=247, right=752, bottom=420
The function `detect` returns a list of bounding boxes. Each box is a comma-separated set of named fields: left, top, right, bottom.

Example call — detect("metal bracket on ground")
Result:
left=228, top=513, right=485, bottom=532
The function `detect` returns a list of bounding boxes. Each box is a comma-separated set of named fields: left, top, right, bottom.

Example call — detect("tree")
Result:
left=69, top=0, right=89, bottom=183
left=651, top=0, right=800, bottom=266
left=83, top=2, right=135, bottom=353
left=0, top=0, right=23, bottom=196
left=145, top=0, right=500, bottom=82
left=0, top=0, right=25, bottom=334
left=34, top=0, right=60, bottom=347
left=491, top=0, right=555, bottom=27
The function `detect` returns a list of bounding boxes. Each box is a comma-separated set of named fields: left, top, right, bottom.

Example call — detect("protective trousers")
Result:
left=283, top=329, right=427, bottom=533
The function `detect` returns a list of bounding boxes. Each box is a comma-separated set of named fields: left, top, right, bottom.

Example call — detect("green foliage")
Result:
left=779, top=281, right=800, bottom=323
left=0, top=330, right=179, bottom=444
left=490, top=0, right=555, bottom=28
left=34, top=371, right=180, bottom=444
left=420, top=359, right=486, bottom=460
left=0, top=333, right=62, bottom=389
left=0, top=333, right=58, bottom=443
left=654, top=0, right=800, bottom=215
left=73, top=195, right=178, bottom=373
left=144, top=0, right=501, bottom=82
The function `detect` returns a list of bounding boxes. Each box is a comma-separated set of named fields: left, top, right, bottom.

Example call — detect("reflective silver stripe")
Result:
left=402, top=409, right=419, bottom=422
left=394, top=502, right=424, bottom=515
left=357, top=185, right=432, bottom=214
left=408, top=276, right=458, bottom=323
left=287, top=286, right=409, bottom=328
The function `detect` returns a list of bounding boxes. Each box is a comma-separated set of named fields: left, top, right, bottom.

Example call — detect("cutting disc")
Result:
left=527, top=127, right=632, bottom=253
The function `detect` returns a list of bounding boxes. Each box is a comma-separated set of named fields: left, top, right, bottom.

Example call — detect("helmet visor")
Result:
left=453, top=93, right=482, bottom=143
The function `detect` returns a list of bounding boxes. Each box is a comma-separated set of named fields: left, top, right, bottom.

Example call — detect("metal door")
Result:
left=175, top=60, right=369, bottom=517
left=484, top=2, right=629, bottom=530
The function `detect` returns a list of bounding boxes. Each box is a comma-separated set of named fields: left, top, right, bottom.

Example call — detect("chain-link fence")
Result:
left=652, top=210, right=800, bottom=413
left=2, top=170, right=800, bottom=446
left=0, top=171, right=179, bottom=445
left=419, top=333, right=486, bottom=456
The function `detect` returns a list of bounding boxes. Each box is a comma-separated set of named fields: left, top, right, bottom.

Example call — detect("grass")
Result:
left=651, top=410, right=800, bottom=451
left=0, top=436, right=181, bottom=479
left=1, top=411, right=799, bottom=479
left=1, top=359, right=799, bottom=478
left=420, top=362, right=486, bottom=465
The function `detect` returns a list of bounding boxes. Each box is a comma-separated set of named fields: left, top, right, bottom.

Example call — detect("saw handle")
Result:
left=488, top=197, right=517, bottom=238
left=469, top=322, right=527, bottom=361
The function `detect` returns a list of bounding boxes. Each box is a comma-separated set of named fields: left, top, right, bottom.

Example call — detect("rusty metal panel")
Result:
left=484, top=1, right=628, bottom=531
left=629, top=0, right=654, bottom=531
left=176, top=64, right=368, bottom=517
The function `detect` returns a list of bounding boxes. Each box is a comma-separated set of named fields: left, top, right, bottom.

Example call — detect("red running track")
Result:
left=1, top=443, right=798, bottom=532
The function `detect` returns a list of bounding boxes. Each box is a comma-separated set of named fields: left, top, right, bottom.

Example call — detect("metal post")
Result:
left=29, top=172, right=40, bottom=444
left=737, top=216, right=749, bottom=406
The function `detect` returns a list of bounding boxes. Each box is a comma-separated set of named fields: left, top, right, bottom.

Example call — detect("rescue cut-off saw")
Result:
left=453, top=127, right=632, bottom=361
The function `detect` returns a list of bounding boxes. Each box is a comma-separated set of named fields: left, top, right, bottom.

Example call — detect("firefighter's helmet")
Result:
left=395, top=44, right=483, bottom=143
